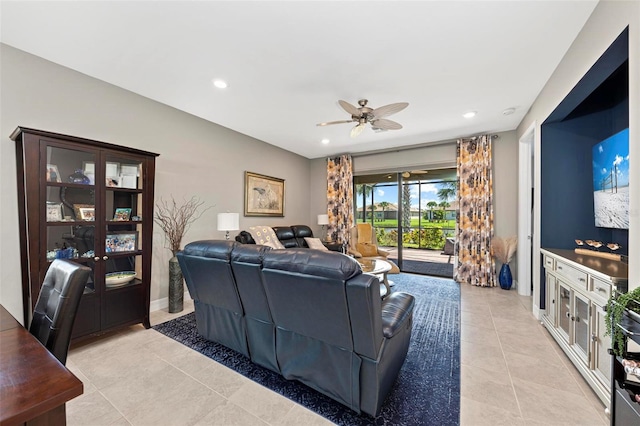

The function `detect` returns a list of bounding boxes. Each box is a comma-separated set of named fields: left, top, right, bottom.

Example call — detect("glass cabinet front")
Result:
left=44, top=147, right=146, bottom=295
left=558, top=284, right=571, bottom=340
left=45, top=145, right=97, bottom=293
left=573, top=293, right=590, bottom=362
left=103, top=154, right=144, bottom=292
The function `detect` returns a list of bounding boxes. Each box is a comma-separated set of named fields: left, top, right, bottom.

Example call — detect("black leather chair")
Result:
left=29, top=259, right=91, bottom=365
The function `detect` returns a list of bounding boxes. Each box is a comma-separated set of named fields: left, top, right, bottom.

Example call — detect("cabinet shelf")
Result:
left=105, top=278, right=142, bottom=291
left=106, top=187, right=142, bottom=194
left=106, top=220, right=143, bottom=225
left=47, top=181, right=95, bottom=189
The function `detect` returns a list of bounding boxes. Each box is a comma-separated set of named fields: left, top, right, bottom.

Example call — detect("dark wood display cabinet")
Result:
left=11, top=127, right=159, bottom=340
left=611, top=295, right=640, bottom=425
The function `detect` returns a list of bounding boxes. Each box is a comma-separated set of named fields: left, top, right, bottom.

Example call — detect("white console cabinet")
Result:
left=541, top=248, right=628, bottom=408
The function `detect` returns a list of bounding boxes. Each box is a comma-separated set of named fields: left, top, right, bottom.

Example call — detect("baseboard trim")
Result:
left=150, top=291, right=192, bottom=312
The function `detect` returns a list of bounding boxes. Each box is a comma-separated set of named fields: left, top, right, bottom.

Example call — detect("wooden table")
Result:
left=0, top=305, right=83, bottom=426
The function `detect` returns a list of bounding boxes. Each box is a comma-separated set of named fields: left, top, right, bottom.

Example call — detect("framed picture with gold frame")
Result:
left=244, top=171, right=285, bottom=217
left=73, top=204, right=95, bottom=221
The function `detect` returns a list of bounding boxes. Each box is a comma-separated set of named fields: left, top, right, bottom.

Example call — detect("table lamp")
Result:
left=217, top=212, right=239, bottom=240
left=317, top=214, right=329, bottom=241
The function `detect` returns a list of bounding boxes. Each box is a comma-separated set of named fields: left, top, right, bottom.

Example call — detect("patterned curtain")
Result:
left=327, top=155, right=354, bottom=243
left=454, top=135, right=496, bottom=287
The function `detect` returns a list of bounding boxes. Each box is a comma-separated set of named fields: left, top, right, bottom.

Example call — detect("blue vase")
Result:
left=499, top=263, right=513, bottom=290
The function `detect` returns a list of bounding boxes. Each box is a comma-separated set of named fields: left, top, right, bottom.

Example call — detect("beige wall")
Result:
left=1, top=44, right=522, bottom=321
left=0, top=44, right=312, bottom=320
left=517, top=0, right=640, bottom=309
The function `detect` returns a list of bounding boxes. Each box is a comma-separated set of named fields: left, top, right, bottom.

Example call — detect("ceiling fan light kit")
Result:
left=317, top=99, right=409, bottom=138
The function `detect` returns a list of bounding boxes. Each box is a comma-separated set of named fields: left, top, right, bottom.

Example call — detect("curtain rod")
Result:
left=348, top=134, right=499, bottom=159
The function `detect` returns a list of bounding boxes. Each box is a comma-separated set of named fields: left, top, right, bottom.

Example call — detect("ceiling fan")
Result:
left=317, top=99, right=409, bottom=138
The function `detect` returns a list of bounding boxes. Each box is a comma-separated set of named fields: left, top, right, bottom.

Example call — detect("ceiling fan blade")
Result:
left=371, top=102, right=409, bottom=119
left=371, top=118, right=403, bottom=130
left=339, top=100, right=362, bottom=117
left=350, top=123, right=366, bottom=138
left=316, top=119, right=355, bottom=126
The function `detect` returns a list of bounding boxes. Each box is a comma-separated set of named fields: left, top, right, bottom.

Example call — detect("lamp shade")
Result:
left=217, top=212, right=239, bottom=231
left=317, top=214, right=329, bottom=225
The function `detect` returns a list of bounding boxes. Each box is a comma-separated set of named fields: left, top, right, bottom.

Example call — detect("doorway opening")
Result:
left=354, top=168, right=456, bottom=278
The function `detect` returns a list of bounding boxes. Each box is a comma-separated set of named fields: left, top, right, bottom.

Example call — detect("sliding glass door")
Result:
left=354, top=168, right=456, bottom=275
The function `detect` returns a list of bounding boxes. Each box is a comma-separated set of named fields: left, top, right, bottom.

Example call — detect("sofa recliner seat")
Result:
left=235, top=225, right=313, bottom=248
left=177, top=240, right=249, bottom=358
left=177, top=240, right=415, bottom=417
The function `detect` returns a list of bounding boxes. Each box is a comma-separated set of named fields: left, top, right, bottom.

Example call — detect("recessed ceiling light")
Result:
left=503, top=107, right=516, bottom=115
left=321, top=139, right=330, bottom=145
left=462, top=111, right=476, bottom=119
left=212, top=79, right=228, bottom=89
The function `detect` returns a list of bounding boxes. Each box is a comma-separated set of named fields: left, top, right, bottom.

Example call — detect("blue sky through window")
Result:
left=356, top=181, right=454, bottom=210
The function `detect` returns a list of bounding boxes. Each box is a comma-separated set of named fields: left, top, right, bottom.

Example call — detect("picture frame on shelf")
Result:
left=82, top=161, right=95, bottom=185
left=46, top=164, right=61, bottom=183
left=113, top=208, right=132, bottom=221
left=106, top=162, right=120, bottom=187
left=120, top=164, right=139, bottom=189
left=46, top=202, right=64, bottom=222
left=73, top=203, right=95, bottom=221
left=244, top=171, right=285, bottom=217
left=105, top=231, right=137, bottom=253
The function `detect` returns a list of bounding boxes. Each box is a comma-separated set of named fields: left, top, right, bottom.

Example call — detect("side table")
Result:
left=322, top=241, right=345, bottom=253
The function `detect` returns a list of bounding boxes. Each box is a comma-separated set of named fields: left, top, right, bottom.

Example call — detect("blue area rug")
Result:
left=388, top=258, right=454, bottom=279
left=153, top=273, right=460, bottom=425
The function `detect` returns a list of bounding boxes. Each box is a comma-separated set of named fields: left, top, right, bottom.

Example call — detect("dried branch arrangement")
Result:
left=154, top=196, right=211, bottom=256
left=491, top=235, right=518, bottom=264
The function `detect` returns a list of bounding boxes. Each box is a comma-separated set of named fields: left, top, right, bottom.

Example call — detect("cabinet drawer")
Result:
left=591, top=277, right=611, bottom=302
left=544, top=255, right=555, bottom=269
left=556, top=260, right=588, bottom=289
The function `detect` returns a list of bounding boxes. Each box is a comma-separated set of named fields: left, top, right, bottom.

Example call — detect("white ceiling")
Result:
left=0, top=1, right=598, bottom=159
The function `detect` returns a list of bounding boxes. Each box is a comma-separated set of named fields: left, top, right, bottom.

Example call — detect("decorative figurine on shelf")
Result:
left=68, top=169, right=91, bottom=184
left=584, top=240, right=604, bottom=250
left=607, top=243, right=621, bottom=252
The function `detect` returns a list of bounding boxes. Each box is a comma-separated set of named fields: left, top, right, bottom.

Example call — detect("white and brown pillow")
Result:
left=247, top=226, right=285, bottom=249
left=304, top=237, right=329, bottom=251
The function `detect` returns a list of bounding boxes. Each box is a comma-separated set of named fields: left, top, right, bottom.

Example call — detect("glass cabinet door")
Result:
left=545, top=273, right=557, bottom=327
left=572, top=292, right=590, bottom=364
left=592, top=302, right=611, bottom=386
left=45, top=145, right=97, bottom=292
left=103, top=155, right=144, bottom=289
left=558, top=283, right=571, bottom=342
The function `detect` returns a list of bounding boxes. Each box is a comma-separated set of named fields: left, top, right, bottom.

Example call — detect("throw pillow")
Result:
left=304, top=237, right=329, bottom=251
left=356, top=243, right=378, bottom=257
left=247, top=226, right=285, bottom=249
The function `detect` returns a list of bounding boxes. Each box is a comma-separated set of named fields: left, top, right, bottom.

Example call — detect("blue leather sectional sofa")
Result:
left=176, top=240, right=415, bottom=416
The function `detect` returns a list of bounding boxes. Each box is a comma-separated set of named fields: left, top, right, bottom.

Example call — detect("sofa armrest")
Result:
left=376, top=247, right=390, bottom=258
left=381, top=292, right=415, bottom=339
left=348, top=247, right=363, bottom=258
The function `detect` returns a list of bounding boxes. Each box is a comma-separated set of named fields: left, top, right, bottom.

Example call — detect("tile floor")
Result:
left=65, top=278, right=608, bottom=425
